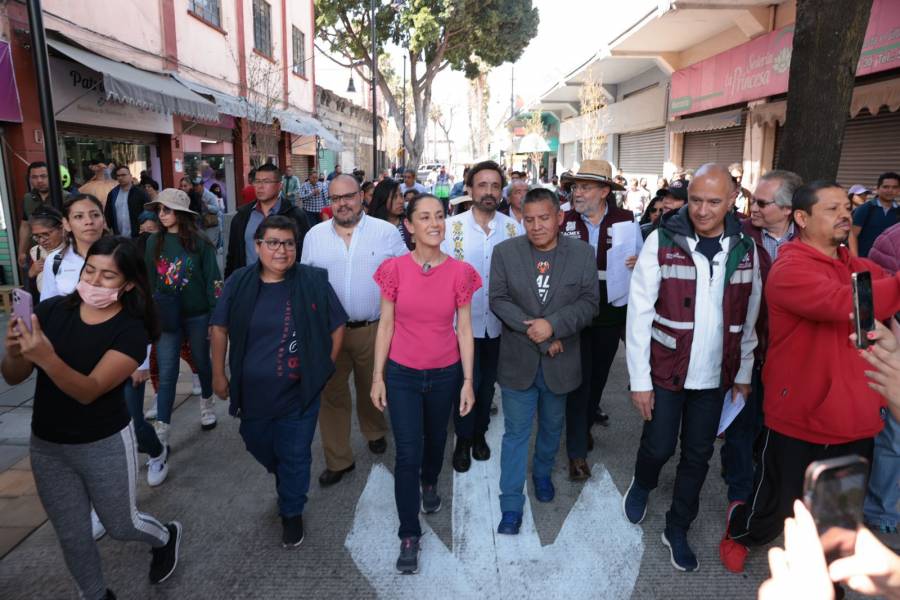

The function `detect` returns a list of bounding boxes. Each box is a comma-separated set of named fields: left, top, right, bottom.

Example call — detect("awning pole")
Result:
left=26, top=0, right=63, bottom=210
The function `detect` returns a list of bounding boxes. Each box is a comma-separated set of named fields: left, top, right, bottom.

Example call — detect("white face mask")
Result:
left=76, top=280, right=121, bottom=309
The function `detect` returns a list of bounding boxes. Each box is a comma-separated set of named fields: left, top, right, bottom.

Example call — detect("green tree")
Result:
left=315, top=0, right=539, bottom=170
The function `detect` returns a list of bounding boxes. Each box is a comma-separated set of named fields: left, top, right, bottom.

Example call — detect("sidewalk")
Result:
left=0, top=315, right=197, bottom=557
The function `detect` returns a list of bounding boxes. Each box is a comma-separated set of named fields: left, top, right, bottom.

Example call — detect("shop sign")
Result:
left=670, top=0, right=900, bottom=116
left=50, top=57, right=174, bottom=134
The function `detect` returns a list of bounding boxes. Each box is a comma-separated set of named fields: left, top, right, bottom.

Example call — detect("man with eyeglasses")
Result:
left=624, top=163, right=762, bottom=572
left=104, top=165, right=149, bottom=238
left=17, top=161, right=56, bottom=268
left=212, top=214, right=347, bottom=548
left=300, top=174, right=407, bottom=487
left=558, top=160, right=636, bottom=482
left=225, top=163, right=311, bottom=278
left=298, top=170, right=329, bottom=224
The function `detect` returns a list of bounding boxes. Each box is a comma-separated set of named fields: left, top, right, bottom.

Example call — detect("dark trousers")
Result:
left=386, top=359, right=461, bottom=539
left=566, top=325, right=621, bottom=459
left=728, top=428, right=874, bottom=547
left=633, top=386, right=722, bottom=532
left=455, top=336, right=499, bottom=440
left=238, top=399, right=321, bottom=519
left=720, top=363, right=764, bottom=502
left=122, top=379, right=163, bottom=458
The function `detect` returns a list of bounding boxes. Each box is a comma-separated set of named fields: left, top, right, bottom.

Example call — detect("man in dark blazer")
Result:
left=489, top=187, right=599, bottom=535
left=105, top=165, right=149, bottom=237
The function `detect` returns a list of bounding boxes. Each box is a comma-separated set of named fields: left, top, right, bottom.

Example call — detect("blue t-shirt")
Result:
left=853, top=199, right=899, bottom=257
left=211, top=277, right=347, bottom=419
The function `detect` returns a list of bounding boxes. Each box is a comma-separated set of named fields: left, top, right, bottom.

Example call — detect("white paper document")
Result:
left=606, top=220, right=643, bottom=307
left=717, top=390, right=746, bottom=436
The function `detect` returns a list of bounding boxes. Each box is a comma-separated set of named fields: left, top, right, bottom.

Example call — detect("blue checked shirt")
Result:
left=298, top=180, right=330, bottom=214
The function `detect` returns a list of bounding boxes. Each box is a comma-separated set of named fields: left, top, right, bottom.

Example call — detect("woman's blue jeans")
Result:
left=156, top=313, right=213, bottom=425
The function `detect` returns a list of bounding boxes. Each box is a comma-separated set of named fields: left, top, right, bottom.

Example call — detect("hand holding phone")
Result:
left=803, top=455, right=869, bottom=564
left=11, top=289, right=33, bottom=333
left=852, top=271, right=875, bottom=349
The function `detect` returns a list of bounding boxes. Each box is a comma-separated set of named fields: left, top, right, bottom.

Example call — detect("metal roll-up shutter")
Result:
left=837, top=108, right=900, bottom=189
left=57, top=122, right=157, bottom=145
left=291, top=155, right=313, bottom=181
left=682, top=118, right=745, bottom=171
left=617, top=127, right=665, bottom=176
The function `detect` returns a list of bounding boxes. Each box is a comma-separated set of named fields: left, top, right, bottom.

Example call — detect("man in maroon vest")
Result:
left=558, top=160, right=633, bottom=481
left=623, top=163, right=763, bottom=572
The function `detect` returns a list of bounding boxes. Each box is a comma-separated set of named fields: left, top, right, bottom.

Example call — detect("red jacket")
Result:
left=763, top=240, right=899, bottom=444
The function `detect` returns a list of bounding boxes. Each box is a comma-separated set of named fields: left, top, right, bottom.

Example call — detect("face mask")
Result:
left=76, top=280, right=121, bottom=309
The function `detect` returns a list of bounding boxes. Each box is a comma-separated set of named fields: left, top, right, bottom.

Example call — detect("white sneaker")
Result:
left=147, top=446, right=169, bottom=487
left=191, top=374, right=202, bottom=396
left=200, top=397, right=217, bottom=430
left=145, top=395, right=158, bottom=421
left=154, top=421, right=170, bottom=447
left=91, top=508, right=106, bottom=541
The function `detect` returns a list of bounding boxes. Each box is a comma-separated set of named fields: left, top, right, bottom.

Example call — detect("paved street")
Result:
left=0, top=346, right=790, bottom=600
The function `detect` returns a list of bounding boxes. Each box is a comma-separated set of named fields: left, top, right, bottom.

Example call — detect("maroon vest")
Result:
left=650, top=227, right=756, bottom=391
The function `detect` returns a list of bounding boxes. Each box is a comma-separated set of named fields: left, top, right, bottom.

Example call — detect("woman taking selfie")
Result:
left=1, top=236, right=182, bottom=600
left=145, top=189, right=221, bottom=445
left=371, top=193, right=478, bottom=574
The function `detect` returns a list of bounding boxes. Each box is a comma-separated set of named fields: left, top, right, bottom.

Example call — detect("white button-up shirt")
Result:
left=441, top=209, right=523, bottom=338
left=300, top=213, right=408, bottom=322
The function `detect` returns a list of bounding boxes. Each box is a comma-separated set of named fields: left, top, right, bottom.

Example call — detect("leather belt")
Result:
left=346, top=320, right=378, bottom=329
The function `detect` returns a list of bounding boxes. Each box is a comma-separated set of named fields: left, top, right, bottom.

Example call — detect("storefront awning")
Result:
left=275, top=110, right=343, bottom=152
left=47, top=38, right=218, bottom=122
left=173, top=76, right=257, bottom=120
left=668, top=109, right=743, bottom=134
left=749, top=101, right=786, bottom=128
left=0, top=41, right=22, bottom=123
left=748, top=79, right=900, bottom=128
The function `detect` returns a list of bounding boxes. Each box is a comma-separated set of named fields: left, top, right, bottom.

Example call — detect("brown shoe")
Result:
left=568, top=458, right=591, bottom=481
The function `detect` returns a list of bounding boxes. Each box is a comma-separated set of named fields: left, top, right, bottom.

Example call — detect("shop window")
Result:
left=253, top=0, right=272, bottom=57
left=292, top=27, right=306, bottom=77
left=189, top=0, right=221, bottom=28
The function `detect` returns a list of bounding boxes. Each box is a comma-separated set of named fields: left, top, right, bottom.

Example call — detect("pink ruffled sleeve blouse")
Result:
left=373, top=254, right=482, bottom=370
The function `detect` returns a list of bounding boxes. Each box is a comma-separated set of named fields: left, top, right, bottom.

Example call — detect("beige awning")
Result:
left=749, top=101, right=786, bottom=127
left=851, top=79, right=900, bottom=117
left=667, top=109, right=743, bottom=134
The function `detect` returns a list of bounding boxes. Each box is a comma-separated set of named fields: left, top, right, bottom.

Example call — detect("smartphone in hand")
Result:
left=852, top=271, right=875, bottom=349
left=803, top=455, right=869, bottom=563
left=11, top=289, right=33, bottom=333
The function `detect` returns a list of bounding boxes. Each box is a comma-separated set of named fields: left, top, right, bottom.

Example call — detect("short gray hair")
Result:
left=759, top=170, right=803, bottom=209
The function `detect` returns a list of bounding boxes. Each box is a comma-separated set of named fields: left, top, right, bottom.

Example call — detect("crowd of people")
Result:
left=3, top=154, right=900, bottom=600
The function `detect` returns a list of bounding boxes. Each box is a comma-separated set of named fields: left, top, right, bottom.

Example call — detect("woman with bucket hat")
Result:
left=144, top=189, right=222, bottom=447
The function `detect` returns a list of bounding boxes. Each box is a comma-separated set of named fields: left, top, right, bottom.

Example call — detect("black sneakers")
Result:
left=282, top=515, right=304, bottom=548
left=471, top=434, right=491, bottom=461
left=396, top=536, right=420, bottom=574
left=452, top=438, right=472, bottom=473
left=149, top=522, right=182, bottom=584
left=421, top=484, right=441, bottom=514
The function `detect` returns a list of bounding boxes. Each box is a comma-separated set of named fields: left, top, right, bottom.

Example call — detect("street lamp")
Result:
left=370, top=0, right=377, bottom=181
left=347, top=75, right=356, bottom=94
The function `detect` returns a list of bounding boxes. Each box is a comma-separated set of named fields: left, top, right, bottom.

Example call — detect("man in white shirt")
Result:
left=399, top=169, right=427, bottom=196
left=301, top=174, right=408, bottom=487
left=622, top=164, right=762, bottom=572
left=441, top=161, right=523, bottom=472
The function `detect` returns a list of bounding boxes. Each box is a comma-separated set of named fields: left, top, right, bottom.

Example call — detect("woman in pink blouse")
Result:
left=372, top=193, right=479, bottom=575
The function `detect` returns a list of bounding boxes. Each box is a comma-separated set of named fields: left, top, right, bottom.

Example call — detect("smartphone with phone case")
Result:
left=852, top=271, right=875, bottom=349
left=803, top=455, right=869, bottom=563
left=11, top=288, right=33, bottom=333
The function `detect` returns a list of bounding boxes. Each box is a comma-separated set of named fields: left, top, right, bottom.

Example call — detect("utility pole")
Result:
left=402, top=54, right=407, bottom=168
left=371, top=0, right=378, bottom=180
left=26, top=0, right=63, bottom=210
left=510, top=65, right=515, bottom=119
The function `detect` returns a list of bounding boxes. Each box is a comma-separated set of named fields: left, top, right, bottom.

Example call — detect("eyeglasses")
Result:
left=570, top=183, right=601, bottom=193
left=751, top=198, right=775, bottom=208
left=650, top=207, right=662, bottom=214
left=32, top=232, right=57, bottom=242
left=331, top=192, right=359, bottom=204
left=258, top=239, right=297, bottom=251
left=115, top=172, right=130, bottom=178
left=253, top=179, right=279, bottom=185
left=156, top=205, right=174, bottom=215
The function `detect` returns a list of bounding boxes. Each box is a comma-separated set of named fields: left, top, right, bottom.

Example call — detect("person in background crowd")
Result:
left=241, top=168, right=257, bottom=205
left=719, top=181, right=900, bottom=574
left=399, top=169, right=427, bottom=197
left=370, top=178, right=413, bottom=250
left=27, top=206, right=66, bottom=299
left=298, top=170, right=329, bottom=226
left=441, top=161, right=522, bottom=473
left=361, top=181, right=375, bottom=208
left=501, top=178, right=528, bottom=224
left=327, top=164, right=342, bottom=182
left=191, top=176, right=223, bottom=248
left=625, top=178, right=649, bottom=215
left=851, top=171, right=900, bottom=257
left=450, top=167, right=469, bottom=198
left=77, top=159, right=117, bottom=209
left=656, top=177, right=669, bottom=193
left=728, top=163, right=752, bottom=215
left=718, top=170, right=802, bottom=510
left=18, top=162, right=54, bottom=268
left=626, top=164, right=762, bottom=572
left=42, top=195, right=105, bottom=303
left=144, top=189, right=222, bottom=447
left=449, top=194, right=473, bottom=216
left=2, top=236, right=182, bottom=599
left=209, top=183, right=225, bottom=212
left=490, top=187, right=599, bottom=533
left=854, top=215, right=900, bottom=535
left=226, top=164, right=311, bottom=278
left=105, top=166, right=148, bottom=238
left=559, top=160, right=634, bottom=480
left=301, top=175, right=406, bottom=487
left=639, top=177, right=651, bottom=197
left=642, top=182, right=689, bottom=240
left=371, top=193, right=478, bottom=574
left=848, top=184, right=871, bottom=210
left=142, top=179, right=160, bottom=202
left=212, top=215, right=346, bottom=547
left=282, top=166, right=301, bottom=207
left=639, top=197, right=663, bottom=227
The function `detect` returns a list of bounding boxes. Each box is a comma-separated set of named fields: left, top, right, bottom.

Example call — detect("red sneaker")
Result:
left=719, top=501, right=748, bottom=573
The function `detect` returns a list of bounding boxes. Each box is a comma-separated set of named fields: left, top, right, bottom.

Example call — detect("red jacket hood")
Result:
left=763, top=239, right=892, bottom=444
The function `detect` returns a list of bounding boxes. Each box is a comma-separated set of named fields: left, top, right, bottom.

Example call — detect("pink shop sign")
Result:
left=670, top=0, right=900, bottom=116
